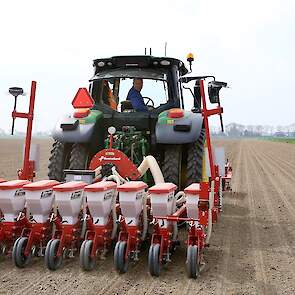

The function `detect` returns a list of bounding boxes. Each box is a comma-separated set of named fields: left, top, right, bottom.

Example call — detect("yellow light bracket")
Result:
left=186, top=53, right=194, bottom=71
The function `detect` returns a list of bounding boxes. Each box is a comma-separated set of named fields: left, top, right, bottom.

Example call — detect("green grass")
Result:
left=261, top=136, right=295, bottom=144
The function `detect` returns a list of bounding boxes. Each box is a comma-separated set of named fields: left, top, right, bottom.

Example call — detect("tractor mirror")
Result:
left=8, top=87, right=24, bottom=97
left=208, top=81, right=227, bottom=104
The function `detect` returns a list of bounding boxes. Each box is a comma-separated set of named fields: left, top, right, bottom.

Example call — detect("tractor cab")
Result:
left=89, top=55, right=187, bottom=115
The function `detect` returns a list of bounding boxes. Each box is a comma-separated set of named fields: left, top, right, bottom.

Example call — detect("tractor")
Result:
left=48, top=54, right=226, bottom=189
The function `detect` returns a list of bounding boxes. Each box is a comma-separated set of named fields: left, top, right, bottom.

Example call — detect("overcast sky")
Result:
left=0, top=0, right=294, bottom=133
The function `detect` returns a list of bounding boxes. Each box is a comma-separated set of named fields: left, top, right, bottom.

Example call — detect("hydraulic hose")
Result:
left=137, top=155, right=164, bottom=184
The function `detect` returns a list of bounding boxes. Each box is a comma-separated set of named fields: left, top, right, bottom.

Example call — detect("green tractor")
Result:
left=48, top=54, right=226, bottom=188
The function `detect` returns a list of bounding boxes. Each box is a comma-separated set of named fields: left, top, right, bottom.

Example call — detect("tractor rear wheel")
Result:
left=187, top=129, right=205, bottom=186
left=69, top=143, right=90, bottom=170
left=48, top=140, right=71, bottom=181
left=162, top=145, right=182, bottom=188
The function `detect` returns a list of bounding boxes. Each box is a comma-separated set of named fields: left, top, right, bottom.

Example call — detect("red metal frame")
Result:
left=84, top=212, right=114, bottom=258
left=0, top=213, right=30, bottom=253
left=117, top=215, right=143, bottom=261
left=21, top=220, right=53, bottom=256
left=12, top=81, right=37, bottom=181
left=51, top=216, right=82, bottom=257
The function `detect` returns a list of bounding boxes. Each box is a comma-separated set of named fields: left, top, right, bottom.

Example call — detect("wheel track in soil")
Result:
left=248, top=144, right=295, bottom=266
left=244, top=142, right=274, bottom=295
left=249, top=144, right=295, bottom=219
left=216, top=141, right=244, bottom=295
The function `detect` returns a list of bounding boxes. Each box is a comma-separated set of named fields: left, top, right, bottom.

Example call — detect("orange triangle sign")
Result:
left=72, top=88, right=94, bottom=109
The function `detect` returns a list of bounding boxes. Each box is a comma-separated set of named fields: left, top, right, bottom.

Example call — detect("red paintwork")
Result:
left=89, top=149, right=141, bottom=180
left=73, top=108, right=90, bottom=118
left=52, top=217, right=82, bottom=257
left=148, top=183, right=177, bottom=194
left=167, top=108, right=184, bottom=118
left=117, top=181, right=148, bottom=192
left=85, top=213, right=114, bottom=257
left=14, top=81, right=36, bottom=181
left=23, top=180, right=59, bottom=191
left=0, top=180, right=30, bottom=190
left=85, top=181, right=117, bottom=192
left=0, top=214, right=30, bottom=253
left=21, top=220, right=53, bottom=256
left=53, top=181, right=87, bottom=192
left=72, top=88, right=94, bottom=109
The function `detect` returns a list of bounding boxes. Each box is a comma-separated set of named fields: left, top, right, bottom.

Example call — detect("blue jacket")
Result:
left=127, top=87, right=148, bottom=112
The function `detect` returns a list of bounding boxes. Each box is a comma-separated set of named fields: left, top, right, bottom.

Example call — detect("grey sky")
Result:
left=0, top=0, right=294, bottom=133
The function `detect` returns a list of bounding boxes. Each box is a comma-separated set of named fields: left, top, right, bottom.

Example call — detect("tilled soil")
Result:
left=0, top=138, right=295, bottom=295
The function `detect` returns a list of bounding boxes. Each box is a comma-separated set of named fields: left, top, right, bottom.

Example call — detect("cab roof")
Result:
left=93, top=55, right=188, bottom=76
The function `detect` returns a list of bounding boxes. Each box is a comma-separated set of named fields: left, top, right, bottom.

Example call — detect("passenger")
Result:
left=102, top=80, right=117, bottom=110
left=126, top=78, right=148, bottom=112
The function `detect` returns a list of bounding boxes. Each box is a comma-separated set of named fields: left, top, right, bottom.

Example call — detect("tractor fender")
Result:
left=155, top=110, right=203, bottom=144
left=52, top=110, right=103, bottom=143
left=52, top=117, right=95, bottom=143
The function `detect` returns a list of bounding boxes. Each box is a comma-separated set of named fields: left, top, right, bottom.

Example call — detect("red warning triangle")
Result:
left=72, top=88, right=94, bottom=109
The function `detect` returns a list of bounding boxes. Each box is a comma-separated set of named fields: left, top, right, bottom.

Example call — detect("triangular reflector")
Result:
left=72, top=88, right=94, bottom=109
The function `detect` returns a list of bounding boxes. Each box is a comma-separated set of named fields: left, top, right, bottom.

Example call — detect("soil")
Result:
left=0, top=138, right=294, bottom=295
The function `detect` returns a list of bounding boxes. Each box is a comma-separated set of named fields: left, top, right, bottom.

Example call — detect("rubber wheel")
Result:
left=45, top=239, right=63, bottom=271
left=186, top=245, right=200, bottom=279
left=148, top=243, right=161, bottom=277
left=162, top=145, right=182, bottom=188
left=48, top=140, right=71, bottom=181
left=187, top=129, right=205, bottom=186
left=12, top=237, right=32, bottom=268
left=80, top=240, right=95, bottom=271
left=114, top=241, right=129, bottom=274
left=69, top=143, right=90, bottom=170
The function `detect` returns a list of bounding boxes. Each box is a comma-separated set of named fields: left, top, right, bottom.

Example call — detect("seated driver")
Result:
left=127, top=78, right=148, bottom=112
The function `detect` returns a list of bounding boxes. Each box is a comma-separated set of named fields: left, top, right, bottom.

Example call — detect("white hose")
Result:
left=137, top=155, right=164, bottom=184
left=205, top=180, right=215, bottom=244
left=141, top=192, right=148, bottom=241
left=105, top=175, right=120, bottom=240
left=175, top=191, right=186, bottom=206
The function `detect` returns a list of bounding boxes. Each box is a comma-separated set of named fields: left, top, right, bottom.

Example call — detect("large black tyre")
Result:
left=69, top=143, right=90, bottom=170
left=48, top=140, right=71, bottom=181
left=44, top=239, right=63, bottom=271
left=186, top=245, right=200, bottom=279
left=148, top=243, right=161, bottom=277
left=114, top=241, right=129, bottom=274
left=80, top=240, right=95, bottom=271
left=187, top=129, right=205, bottom=186
left=162, top=145, right=182, bottom=188
left=12, top=237, right=32, bottom=268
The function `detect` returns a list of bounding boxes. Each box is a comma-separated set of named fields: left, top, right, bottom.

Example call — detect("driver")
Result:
left=126, top=78, right=148, bottom=112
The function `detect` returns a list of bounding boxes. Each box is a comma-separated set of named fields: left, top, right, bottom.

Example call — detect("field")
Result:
left=0, top=138, right=295, bottom=295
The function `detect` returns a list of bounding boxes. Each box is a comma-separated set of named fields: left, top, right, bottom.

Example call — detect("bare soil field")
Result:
left=0, top=138, right=294, bottom=295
